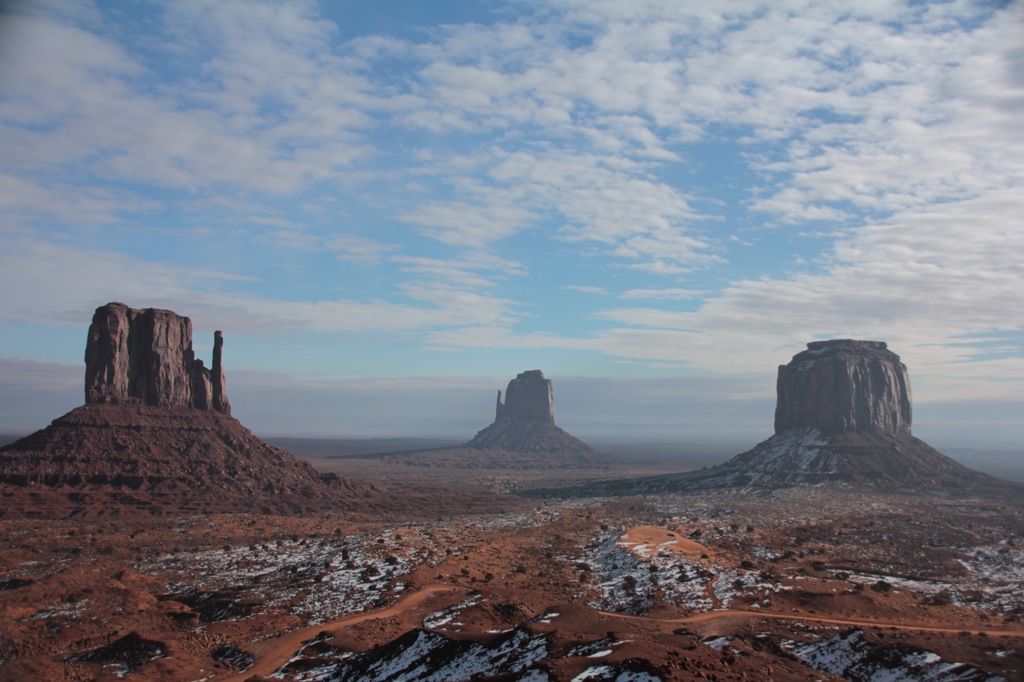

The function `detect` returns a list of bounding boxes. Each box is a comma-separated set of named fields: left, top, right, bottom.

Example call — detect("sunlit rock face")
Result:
left=774, top=340, right=912, bottom=437
left=84, top=302, right=229, bottom=414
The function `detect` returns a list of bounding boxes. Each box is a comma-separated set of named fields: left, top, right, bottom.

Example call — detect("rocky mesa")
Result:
left=774, top=340, right=912, bottom=437
left=0, top=303, right=386, bottom=517
left=385, top=370, right=610, bottom=470
left=537, top=340, right=1018, bottom=497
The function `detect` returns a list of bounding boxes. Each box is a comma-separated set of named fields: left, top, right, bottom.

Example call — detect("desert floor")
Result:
left=2, top=451, right=1023, bottom=681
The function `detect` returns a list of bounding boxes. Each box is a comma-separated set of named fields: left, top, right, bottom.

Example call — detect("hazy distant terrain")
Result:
left=5, top=432, right=1020, bottom=481
left=265, top=435, right=1024, bottom=481
left=264, top=436, right=465, bottom=458
left=945, top=447, right=1024, bottom=482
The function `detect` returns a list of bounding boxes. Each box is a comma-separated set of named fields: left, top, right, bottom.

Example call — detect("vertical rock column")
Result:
left=137, top=307, right=194, bottom=408
left=212, top=330, right=230, bottom=414
left=84, top=302, right=133, bottom=404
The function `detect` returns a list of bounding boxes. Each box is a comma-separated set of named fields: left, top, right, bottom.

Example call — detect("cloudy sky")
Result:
left=1, top=0, right=1022, bottom=448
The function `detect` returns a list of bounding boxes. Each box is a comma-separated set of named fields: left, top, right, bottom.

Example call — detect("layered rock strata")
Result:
left=534, top=340, right=1014, bottom=497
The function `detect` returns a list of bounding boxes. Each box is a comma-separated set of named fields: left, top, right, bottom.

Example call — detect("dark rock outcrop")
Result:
left=774, top=340, right=911, bottom=436
left=532, top=340, right=1018, bottom=497
left=84, top=302, right=229, bottom=413
left=495, top=370, right=554, bottom=422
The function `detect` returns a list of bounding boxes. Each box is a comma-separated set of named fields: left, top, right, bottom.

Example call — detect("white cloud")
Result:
left=619, top=288, right=704, bottom=301
left=398, top=199, right=537, bottom=248
left=329, top=234, right=398, bottom=264
left=394, top=250, right=526, bottom=290
left=0, top=236, right=522, bottom=336
left=0, top=1, right=381, bottom=203
left=565, top=285, right=606, bottom=295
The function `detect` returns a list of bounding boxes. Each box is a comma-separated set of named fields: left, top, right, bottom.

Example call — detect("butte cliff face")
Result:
left=774, top=340, right=911, bottom=437
left=84, top=302, right=230, bottom=413
left=495, top=369, right=554, bottom=423
left=537, top=340, right=1013, bottom=497
left=0, top=302, right=388, bottom=518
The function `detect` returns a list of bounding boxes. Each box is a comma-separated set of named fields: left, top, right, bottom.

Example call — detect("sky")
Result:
left=1, top=0, right=1022, bottom=448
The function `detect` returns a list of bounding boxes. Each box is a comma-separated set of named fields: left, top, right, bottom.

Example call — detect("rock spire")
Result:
left=0, top=301, right=404, bottom=517
left=83, top=302, right=229, bottom=414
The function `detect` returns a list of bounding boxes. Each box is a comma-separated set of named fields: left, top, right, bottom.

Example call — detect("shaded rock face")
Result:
left=495, top=370, right=554, bottom=423
left=774, top=340, right=911, bottom=437
left=84, top=302, right=229, bottom=414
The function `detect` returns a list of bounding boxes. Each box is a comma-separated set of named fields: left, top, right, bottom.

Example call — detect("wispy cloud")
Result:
left=619, top=288, right=704, bottom=301
left=565, top=285, right=606, bottom=295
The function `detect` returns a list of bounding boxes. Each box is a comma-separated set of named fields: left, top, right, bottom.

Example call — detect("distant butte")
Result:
left=465, top=370, right=605, bottom=459
left=385, top=370, right=611, bottom=469
left=537, top=340, right=1020, bottom=497
left=0, top=302, right=387, bottom=517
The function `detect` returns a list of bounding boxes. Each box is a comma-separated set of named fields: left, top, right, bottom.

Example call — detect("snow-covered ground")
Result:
left=574, top=529, right=783, bottom=614
left=137, top=529, right=428, bottom=624
left=958, top=542, right=1024, bottom=611
left=787, top=629, right=1006, bottom=681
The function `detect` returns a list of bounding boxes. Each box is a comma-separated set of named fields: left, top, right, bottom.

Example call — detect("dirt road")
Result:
left=222, top=585, right=469, bottom=680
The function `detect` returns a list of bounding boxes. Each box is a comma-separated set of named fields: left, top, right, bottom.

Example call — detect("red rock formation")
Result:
left=774, top=340, right=911, bottom=436
left=539, top=340, right=1019, bottom=497
left=84, top=302, right=229, bottom=414
left=0, top=302, right=405, bottom=517
left=212, top=330, right=230, bottom=414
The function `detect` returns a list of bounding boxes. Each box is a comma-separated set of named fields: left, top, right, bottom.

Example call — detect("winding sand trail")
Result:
left=222, top=585, right=469, bottom=681
left=222, top=583, right=1024, bottom=679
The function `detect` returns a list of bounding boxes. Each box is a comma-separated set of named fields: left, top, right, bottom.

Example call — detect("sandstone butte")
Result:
left=536, top=339, right=1022, bottom=497
left=464, top=370, right=607, bottom=463
left=84, top=301, right=231, bottom=413
left=0, top=302, right=393, bottom=518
